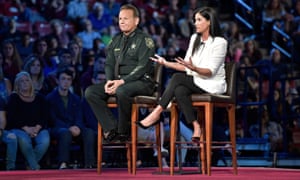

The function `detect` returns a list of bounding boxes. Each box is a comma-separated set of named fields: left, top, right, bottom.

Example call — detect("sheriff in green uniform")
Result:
left=85, top=4, right=156, bottom=142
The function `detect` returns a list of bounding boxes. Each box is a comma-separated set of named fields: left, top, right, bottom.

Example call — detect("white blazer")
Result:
left=184, top=34, right=228, bottom=94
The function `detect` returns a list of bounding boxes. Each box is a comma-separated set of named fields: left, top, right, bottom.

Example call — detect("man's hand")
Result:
left=69, top=126, right=81, bottom=137
left=104, top=80, right=125, bottom=95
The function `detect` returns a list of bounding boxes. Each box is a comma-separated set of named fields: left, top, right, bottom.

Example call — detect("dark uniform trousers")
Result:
left=85, top=78, right=154, bottom=135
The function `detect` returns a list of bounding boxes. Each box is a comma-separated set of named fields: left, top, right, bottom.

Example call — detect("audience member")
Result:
left=77, top=18, right=102, bottom=51
left=47, top=19, right=70, bottom=49
left=23, top=55, right=51, bottom=96
left=57, top=49, right=82, bottom=96
left=0, top=0, right=24, bottom=19
left=0, top=53, right=12, bottom=103
left=262, top=0, right=287, bottom=47
left=80, top=56, right=105, bottom=92
left=0, top=96, right=17, bottom=171
left=1, top=18, right=22, bottom=44
left=46, top=67, right=95, bottom=169
left=243, top=39, right=263, bottom=65
left=43, top=0, right=67, bottom=21
left=68, top=40, right=84, bottom=78
left=87, top=2, right=113, bottom=33
left=67, top=0, right=88, bottom=23
left=224, top=21, right=244, bottom=62
left=102, top=0, right=121, bottom=24
left=85, top=4, right=156, bottom=142
left=1, top=39, right=23, bottom=85
left=16, top=32, right=34, bottom=61
left=92, top=37, right=106, bottom=58
left=6, top=71, right=50, bottom=170
left=33, top=38, right=48, bottom=60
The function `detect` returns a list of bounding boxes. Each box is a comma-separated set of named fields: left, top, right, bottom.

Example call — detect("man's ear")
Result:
left=135, top=17, right=140, bottom=26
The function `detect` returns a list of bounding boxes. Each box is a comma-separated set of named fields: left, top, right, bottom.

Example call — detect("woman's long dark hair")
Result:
left=192, top=7, right=223, bottom=55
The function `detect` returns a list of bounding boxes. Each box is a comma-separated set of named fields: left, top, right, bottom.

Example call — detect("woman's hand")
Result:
left=174, top=57, right=196, bottom=71
left=149, top=54, right=166, bottom=65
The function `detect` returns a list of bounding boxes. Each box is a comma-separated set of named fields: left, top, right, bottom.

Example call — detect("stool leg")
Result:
left=229, top=105, right=237, bottom=174
left=97, top=124, right=103, bottom=174
left=155, top=122, right=162, bottom=173
left=198, top=108, right=206, bottom=174
left=205, top=103, right=213, bottom=176
left=131, top=104, right=138, bottom=175
left=170, top=105, right=178, bottom=175
left=126, top=143, right=132, bottom=174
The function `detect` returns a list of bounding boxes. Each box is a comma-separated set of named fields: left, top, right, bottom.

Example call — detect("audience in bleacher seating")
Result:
left=6, top=71, right=50, bottom=170
left=46, top=67, right=95, bottom=169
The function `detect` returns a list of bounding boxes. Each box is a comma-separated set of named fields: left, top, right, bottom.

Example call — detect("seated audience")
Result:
left=6, top=71, right=50, bottom=170
left=23, top=55, right=51, bottom=96
left=1, top=39, right=23, bottom=85
left=46, top=67, right=95, bottom=169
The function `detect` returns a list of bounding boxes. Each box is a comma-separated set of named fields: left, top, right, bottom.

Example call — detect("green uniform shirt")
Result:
left=105, top=28, right=156, bottom=83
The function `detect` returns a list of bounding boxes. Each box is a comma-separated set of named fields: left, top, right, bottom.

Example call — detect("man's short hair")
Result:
left=120, top=4, right=140, bottom=18
left=56, top=66, right=74, bottom=79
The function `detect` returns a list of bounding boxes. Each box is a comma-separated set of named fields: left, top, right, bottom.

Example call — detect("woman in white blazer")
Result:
left=137, top=7, right=228, bottom=142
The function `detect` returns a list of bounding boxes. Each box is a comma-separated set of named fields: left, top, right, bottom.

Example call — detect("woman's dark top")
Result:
left=6, top=93, right=48, bottom=130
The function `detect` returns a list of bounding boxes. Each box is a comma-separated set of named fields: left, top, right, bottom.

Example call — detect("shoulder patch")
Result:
left=145, top=37, right=154, bottom=49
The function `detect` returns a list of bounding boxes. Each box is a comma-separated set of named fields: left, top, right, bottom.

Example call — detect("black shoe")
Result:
left=115, top=134, right=130, bottom=142
left=104, top=129, right=118, bottom=142
left=136, top=119, right=160, bottom=129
